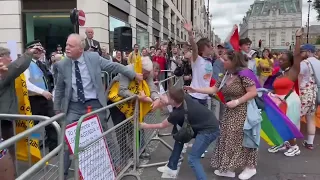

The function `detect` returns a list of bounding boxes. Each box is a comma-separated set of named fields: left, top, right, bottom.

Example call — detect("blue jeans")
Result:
left=167, top=131, right=220, bottom=180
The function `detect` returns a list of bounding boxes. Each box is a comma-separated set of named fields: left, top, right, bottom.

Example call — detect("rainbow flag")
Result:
left=239, top=69, right=303, bottom=146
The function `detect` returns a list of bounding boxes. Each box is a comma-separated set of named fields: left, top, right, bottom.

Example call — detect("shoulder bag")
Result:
left=307, top=60, right=320, bottom=104
left=172, top=100, right=195, bottom=143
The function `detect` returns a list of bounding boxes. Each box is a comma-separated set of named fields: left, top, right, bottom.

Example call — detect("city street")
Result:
left=139, top=123, right=320, bottom=180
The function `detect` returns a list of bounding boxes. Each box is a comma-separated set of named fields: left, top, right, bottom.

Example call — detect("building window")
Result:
left=136, top=26, right=149, bottom=50
left=262, top=23, right=266, bottom=28
left=136, top=0, right=148, bottom=14
left=152, top=0, right=156, bottom=8
left=292, top=21, right=295, bottom=27
left=281, top=42, right=285, bottom=46
left=109, top=16, right=130, bottom=53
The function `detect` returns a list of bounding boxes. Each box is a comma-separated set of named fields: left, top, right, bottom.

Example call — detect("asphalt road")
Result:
left=139, top=123, right=320, bottom=180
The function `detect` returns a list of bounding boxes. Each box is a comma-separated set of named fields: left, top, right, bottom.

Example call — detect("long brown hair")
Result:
left=225, top=50, right=248, bottom=69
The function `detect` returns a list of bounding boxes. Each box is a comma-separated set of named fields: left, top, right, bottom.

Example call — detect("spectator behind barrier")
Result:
left=106, top=56, right=161, bottom=162
left=0, top=46, right=41, bottom=180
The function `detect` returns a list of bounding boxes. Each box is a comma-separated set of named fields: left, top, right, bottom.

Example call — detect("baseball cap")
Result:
left=301, top=44, right=316, bottom=53
left=217, top=44, right=225, bottom=48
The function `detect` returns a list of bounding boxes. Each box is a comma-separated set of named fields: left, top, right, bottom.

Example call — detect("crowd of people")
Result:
left=0, top=19, right=319, bottom=180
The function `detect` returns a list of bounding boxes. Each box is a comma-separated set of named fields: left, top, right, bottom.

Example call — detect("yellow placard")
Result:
left=15, top=74, right=42, bottom=163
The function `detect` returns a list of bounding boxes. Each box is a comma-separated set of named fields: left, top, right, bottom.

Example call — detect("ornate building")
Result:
left=239, top=0, right=302, bottom=50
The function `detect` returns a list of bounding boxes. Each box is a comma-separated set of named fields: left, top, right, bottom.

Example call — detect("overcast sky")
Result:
left=206, top=0, right=319, bottom=41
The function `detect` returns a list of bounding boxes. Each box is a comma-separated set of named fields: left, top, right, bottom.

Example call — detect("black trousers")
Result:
left=29, top=96, right=57, bottom=151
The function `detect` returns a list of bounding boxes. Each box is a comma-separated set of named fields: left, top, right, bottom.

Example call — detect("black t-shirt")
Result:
left=167, top=94, right=219, bottom=134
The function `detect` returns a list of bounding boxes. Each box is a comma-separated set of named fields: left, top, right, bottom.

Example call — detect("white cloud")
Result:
left=207, top=0, right=319, bottom=41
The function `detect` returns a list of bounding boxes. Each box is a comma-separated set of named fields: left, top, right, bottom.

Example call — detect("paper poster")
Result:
left=65, top=115, right=116, bottom=180
left=6, top=41, right=18, bottom=61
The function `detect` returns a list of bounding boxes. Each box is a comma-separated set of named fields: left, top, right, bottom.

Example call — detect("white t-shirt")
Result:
left=189, top=56, right=213, bottom=100
left=300, top=57, right=320, bottom=87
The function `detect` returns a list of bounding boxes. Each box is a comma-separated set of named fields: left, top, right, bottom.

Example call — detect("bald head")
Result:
left=65, top=33, right=85, bottom=60
left=85, top=28, right=94, bottom=39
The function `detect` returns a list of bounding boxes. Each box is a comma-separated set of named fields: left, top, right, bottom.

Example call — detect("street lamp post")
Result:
left=307, top=0, right=312, bottom=43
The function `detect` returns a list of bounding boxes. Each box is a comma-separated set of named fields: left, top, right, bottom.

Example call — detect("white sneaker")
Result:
left=284, top=145, right=300, bottom=157
left=268, top=142, right=289, bottom=153
left=182, top=144, right=188, bottom=154
left=238, top=168, right=257, bottom=180
left=157, top=165, right=178, bottom=177
left=214, top=170, right=235, bottom=178
left=201, top=151, right=208, bottom=158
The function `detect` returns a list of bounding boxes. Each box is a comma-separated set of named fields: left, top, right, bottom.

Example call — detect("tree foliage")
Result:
left=316, top=36, right=320, bottom=45
left=313, top=0, right=320, bottom=21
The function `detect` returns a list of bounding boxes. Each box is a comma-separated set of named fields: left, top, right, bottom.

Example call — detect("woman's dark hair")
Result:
left=196, top=38, right=211, bottom=56
left=283, top=51, right=294, bottom=66
left=262, top=48, right=272, bottom=59
left=226, top=50, right=248, bottom=68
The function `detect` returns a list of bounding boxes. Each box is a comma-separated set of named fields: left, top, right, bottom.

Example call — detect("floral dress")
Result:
left=300, top=60, right=318, bottom=116
left=211, top=75, right=258, bottom=172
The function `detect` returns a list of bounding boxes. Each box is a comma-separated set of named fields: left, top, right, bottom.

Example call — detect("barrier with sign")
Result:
left=73, top=96, right=140, bottom=180
left=0, top=113, right=66, bottom=180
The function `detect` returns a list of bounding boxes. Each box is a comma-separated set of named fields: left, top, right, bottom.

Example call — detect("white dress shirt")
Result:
left=24, top=59, right=46, bottom=96
left=71, top=54, right=97, bottom=102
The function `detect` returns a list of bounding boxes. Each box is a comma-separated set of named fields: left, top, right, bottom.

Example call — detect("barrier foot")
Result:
left=118, top=172, right=141, bottom=180
left=138, top=135, right=183, bottom=168
left=158, top=133, right=172, bottom=137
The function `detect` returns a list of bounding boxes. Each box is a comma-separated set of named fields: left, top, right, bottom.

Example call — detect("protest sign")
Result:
left=65, top=115, right=115, bottom=180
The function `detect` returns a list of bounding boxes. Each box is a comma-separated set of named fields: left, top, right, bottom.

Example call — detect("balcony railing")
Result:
left=171, top=24, right=174, bottom=33
left=163, top=17, right=168, bottom=29
left=137, top=0, right=147, bottom=14
left=152, top=7, right=159, bottom=23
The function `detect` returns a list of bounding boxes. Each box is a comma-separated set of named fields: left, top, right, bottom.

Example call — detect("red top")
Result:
left=152, top=56, right=166, bottom=72
left=272, top=68, right=300, bottom=95
left=273, top=77, right=295, bottom=95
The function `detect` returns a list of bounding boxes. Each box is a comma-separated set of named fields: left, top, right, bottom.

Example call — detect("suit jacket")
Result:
left=84, top=38, right=102, bottom=56
left=53, top=51, right=136, bottom=112
left=0, top=53, right=32, bottom=114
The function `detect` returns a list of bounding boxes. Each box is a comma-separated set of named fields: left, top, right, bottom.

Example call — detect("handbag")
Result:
left=172, top=100, right=195, bottom=143
left=307, top=60, right=320, bottom=104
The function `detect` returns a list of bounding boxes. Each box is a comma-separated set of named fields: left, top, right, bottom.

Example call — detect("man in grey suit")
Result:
left=0, top=45, right=41, bottom=166
left=53, top=34, right=142, bottom=177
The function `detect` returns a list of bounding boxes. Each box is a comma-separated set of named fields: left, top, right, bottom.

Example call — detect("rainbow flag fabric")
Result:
left=239, top=69, right=303, bottom=146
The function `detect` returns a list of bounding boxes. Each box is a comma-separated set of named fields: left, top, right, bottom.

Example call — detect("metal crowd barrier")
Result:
left=73, top=96, right=140, bottom=180
left=137, top=75, right=184, bottom=168
left=0, top=113, right=66, bottom=180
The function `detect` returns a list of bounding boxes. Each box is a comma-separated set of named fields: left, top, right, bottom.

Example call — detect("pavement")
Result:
left=138, top=123, right=320, bottom=180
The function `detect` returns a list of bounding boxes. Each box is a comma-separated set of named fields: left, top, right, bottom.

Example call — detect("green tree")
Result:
left=314, top=0, right=320, bottom=20
left=316, top=37, right=320, bottom=45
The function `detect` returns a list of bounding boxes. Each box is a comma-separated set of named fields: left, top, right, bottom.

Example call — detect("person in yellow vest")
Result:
left=256, top=49, right=273, bottom=86
left=127, top=44, right=140, bottom=65
left=107, top=55, right=161, bottom=162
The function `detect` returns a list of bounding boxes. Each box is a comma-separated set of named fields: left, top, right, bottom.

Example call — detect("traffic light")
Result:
left=259, top=39, right=262, bottom=48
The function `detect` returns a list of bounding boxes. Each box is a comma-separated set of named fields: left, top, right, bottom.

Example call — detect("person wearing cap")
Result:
left=107, top=51, right=161, bottom=165
left=23, top=40, right=57, bottom=151
left=55, top=44, right=63, bottom=55
left=0, top=45, right=40, bottom=179
left=299, top=44, right=320, bottom=150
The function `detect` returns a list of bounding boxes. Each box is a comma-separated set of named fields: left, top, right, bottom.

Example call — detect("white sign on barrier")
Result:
left=65, top=115, right=116, bottom=180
